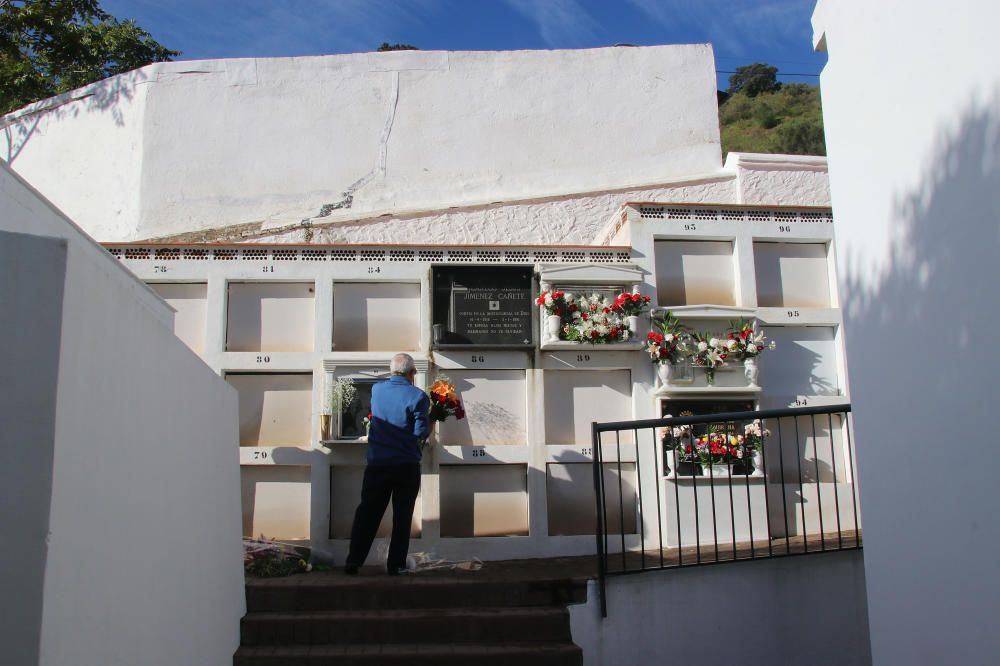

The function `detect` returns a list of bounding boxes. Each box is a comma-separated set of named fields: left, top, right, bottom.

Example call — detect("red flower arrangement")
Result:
left=535, top=290, right=569, bottom=316
left=427, top=378, right=466, bottom=422
left=646, top=311, right=687, bottom=364
left=725, top=318, right=775, bottom=359
left=694, top=432, right=739, bottom=465
left=611, top=290, right=652, bottom=317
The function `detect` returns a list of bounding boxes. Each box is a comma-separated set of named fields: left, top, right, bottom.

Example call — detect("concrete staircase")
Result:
left=234, top=570, right=587, bottom=665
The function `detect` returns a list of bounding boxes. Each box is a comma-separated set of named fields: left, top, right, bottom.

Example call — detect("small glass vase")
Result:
left=705, top=367, right=716, bottom=386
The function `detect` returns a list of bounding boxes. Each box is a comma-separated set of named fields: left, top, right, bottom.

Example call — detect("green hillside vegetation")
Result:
left=718, top=65, right=826, bottom=158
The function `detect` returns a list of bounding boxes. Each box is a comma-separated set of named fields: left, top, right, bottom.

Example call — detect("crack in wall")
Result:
left=301, top=70, right=401, bottom=223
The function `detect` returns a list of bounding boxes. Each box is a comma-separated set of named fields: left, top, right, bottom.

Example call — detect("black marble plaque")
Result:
left=433, top=267, right=534, bottom=345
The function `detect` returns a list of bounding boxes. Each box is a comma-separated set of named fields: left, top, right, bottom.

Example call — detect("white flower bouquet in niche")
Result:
left=536, top=288, right=651, bottom=344
left=726, top=318, right=776, bottom=387
left=690, top=333, right=729, bottom=385
left=564, top=293, right=631, bottom=344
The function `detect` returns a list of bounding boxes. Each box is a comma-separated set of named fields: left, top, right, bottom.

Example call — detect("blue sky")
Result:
left=103, top=0, right=825, bottom=90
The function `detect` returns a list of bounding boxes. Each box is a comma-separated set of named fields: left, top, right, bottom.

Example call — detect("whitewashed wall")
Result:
left=1, top=229, right=64, bottom=666
left=570, top=550, right=870, bottom=666
left=1, top=77, right=148, bottom=241
left=726, top=152, right=830, bottom=205
left=234, top=161, right=830, bottom=247
left=2, top=45, right=832, bottom=246
left=3, top=45, right=725, bottom=242
left=0, top=163, right=245, bottom=666
left=813, top=2, right=1000, bottom=664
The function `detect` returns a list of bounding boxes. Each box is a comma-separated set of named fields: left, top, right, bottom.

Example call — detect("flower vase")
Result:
left=545, top=314, right=562, bottom=342
left=744, top=357, right=760, bottom=387
left=320, top=414, right=333, bottom=441
left=705, top=367, right=716, bottom=386
left=752, top=450, right=764, bottom=476
left=656, top=362, right=673, bottom=386
left=626, top=315, right=641, bottom=340
left=664, top=449, right=675, bottom=476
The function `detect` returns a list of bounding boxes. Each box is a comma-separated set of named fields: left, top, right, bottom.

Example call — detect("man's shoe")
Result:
left=386, top=567, right=403, bottom=576
left=344, top=563, right=359, bottom=575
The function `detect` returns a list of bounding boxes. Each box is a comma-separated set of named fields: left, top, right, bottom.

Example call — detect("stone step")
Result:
left=240, top=606, right=571, bottom=646
left=233, top=642, right=583, bottom=666
left=245, top=577, right=586, bottom=612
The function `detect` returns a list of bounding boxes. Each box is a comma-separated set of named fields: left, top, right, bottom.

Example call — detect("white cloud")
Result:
left=503, top=0, right=600, bottom=47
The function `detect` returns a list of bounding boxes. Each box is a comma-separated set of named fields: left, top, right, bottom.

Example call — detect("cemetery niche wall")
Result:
left=102, top=202, right=850, bottom=561
left=0, top=44, right=848, bottom=564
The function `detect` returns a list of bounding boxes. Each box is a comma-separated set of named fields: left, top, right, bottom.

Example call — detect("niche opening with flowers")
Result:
left=536, top=263, right=646, bottom=349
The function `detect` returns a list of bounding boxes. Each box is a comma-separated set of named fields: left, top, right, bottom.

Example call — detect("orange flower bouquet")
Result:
left=427, top=378, right=466, bottom=422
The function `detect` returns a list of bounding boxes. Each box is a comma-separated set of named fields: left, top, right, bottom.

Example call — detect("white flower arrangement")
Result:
left=726, top=318, right=777, bottom=359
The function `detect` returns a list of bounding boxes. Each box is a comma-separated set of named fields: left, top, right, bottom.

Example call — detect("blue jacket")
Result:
left=367, top=375, right=430, bottom=465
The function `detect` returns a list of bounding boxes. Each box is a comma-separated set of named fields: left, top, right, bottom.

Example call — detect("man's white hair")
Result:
left=390, top=353, right=416, bottom=376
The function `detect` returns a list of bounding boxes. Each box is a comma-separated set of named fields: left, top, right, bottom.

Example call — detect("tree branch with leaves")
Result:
left=0, top=0, right=178, bottom=115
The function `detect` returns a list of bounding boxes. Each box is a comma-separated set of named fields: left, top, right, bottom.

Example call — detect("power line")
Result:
left=717, top=70, right=819, bottom=78
left=715, top=57, right=822, bottom=67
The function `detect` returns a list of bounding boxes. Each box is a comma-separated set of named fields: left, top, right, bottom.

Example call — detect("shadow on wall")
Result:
left=2, top=68, right=148, bottom=164
left=839, top=95, right=1000, bottom=653
left=841, top=97, right=1000, bottom=461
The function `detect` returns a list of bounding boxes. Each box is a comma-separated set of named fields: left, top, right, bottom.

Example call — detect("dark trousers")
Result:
left=346, top=463, right=421, bottom=571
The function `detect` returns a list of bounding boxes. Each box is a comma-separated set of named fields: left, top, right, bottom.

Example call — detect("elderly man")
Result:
left=344, top=353, right=430, bottom=575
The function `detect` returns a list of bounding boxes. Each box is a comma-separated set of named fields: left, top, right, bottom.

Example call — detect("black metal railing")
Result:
left=591, top=403, right=861, bottom=617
